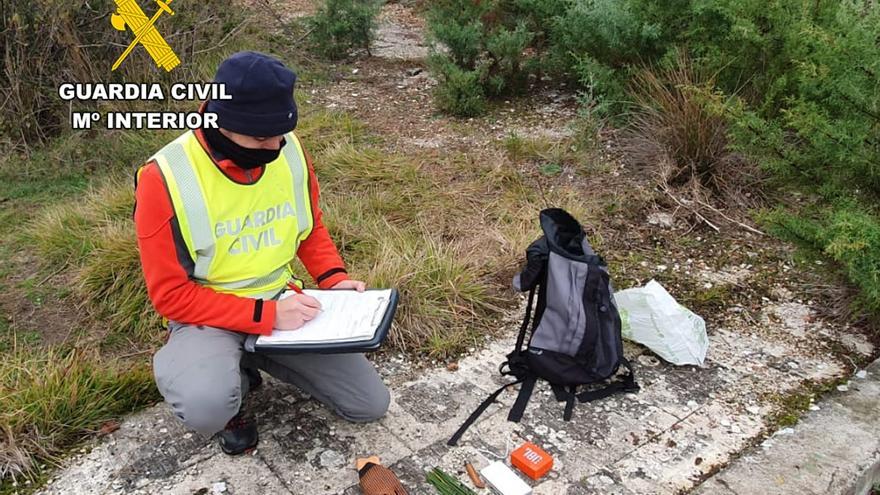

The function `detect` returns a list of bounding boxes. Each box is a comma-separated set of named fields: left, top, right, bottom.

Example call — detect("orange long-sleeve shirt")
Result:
left=133, top=129, right=349, bottom=335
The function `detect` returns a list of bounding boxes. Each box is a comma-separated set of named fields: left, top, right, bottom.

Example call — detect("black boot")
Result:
left=242, top=367, right=263, bottom=391
left=217, top=408, right=258, bottom=455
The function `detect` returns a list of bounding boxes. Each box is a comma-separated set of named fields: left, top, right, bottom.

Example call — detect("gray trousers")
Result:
left=153, top=322, right=391, bottom=436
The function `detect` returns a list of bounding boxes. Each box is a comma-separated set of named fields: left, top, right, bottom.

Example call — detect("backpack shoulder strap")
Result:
left=575, top=357, right=640, bottom=403
left=503, top=285, right=542, bottom=424
left=514, top=285, right=536, bottom=354
left=448, top=286, right=542, bottom=446
left=506, top=375, right=537, bottom=422
left=550, top=384, right=578, bottom=421
left=447, top=378, right=523, bottom=446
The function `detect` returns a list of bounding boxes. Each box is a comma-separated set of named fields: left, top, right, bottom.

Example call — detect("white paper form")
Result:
left=255, top=289, right=393, bottom=345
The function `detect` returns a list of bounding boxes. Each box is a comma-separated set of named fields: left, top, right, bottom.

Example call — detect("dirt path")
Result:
left=303, top=3, right=578, bottom=156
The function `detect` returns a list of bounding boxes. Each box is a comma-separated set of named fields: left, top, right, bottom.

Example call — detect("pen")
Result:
left=286, top=281, right=323, bottom=312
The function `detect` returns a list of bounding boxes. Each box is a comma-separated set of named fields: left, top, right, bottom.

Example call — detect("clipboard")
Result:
left=244, top=288, right=399, bottom=354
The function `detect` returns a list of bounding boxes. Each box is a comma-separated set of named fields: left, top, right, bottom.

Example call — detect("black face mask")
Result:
left=203, top=127, right=286, bottom=170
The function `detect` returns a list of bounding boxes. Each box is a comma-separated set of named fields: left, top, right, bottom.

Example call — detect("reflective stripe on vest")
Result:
left=151, top=131, right=314, bottom=299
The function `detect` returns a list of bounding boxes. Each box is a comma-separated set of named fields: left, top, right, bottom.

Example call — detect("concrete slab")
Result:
left=610, top=402, right=766, bottom=494
left=255, top=394, right=413, bottom=494
left=693, top=359, right=880, bottom=495
left=34, top=405, right=214, bottom=495
left=381, top=368, right=511, bottom=452
left=148, top=452, right=291, bottom=495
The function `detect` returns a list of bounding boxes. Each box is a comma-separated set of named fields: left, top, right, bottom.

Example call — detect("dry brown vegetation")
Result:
left=623, top=54, right=767, bottom=235
left=626, top=55, right=730, bottom=189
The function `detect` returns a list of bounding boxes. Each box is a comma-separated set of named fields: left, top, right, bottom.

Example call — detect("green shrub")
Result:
left=762, top=202, right=880, bottom=314
left=428, top=57, right=486, bottom=117
left=425, top=0, right=537, bottom=115
left=543, top=0, right=880, bottom=193
left=719, top=2, right=880, bottom=191
left=483, top=22, right=534, bottom=96
left=571, top=53, right=628, bottom=116
left=425, top=0, right=489, bottom=69
left=588, top=0, right=880, bottom=319
left=308, top=0, right=383, bottom=60
left=509, top=0, right=566, bottom=49
left=550, top=0, right=661, bottom=70
left=709, top=2, right=880, bottom=310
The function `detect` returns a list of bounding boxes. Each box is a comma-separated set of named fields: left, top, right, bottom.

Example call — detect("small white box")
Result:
left=480, top=461, right=532, bottom=495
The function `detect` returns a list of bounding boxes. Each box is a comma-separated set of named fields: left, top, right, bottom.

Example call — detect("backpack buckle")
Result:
left=500, top=351, right=530, bottom=378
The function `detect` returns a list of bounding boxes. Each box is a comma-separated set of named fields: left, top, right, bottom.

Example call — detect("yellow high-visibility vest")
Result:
left=148, top=130, right=313, bottom=299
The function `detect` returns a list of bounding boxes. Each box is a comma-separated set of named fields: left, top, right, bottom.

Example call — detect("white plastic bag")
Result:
left=614, top=279, right=708, bottom=366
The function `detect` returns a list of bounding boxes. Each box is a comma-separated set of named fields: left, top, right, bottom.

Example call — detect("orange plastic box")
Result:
left=510, top=442, right=553, bottom=480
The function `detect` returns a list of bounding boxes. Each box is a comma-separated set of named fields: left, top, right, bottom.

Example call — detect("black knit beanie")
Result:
left=205, top=51, right=298, bottom=137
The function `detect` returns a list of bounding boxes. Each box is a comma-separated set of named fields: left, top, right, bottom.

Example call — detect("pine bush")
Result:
left=425, top=0, right=536, bottom=115
left=483, top=22, right=534, bottom=96
left=309, top=0, right=383, bottom=60
left=425, top=0, right=489, bottom=69
left=717, top=2, right=880, bottom=309
left=551, top=0, right=660, bottom=70
left=428, top=56, right=486, bottom=117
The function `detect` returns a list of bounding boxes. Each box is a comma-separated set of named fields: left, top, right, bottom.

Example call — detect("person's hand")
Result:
left=274, top=293, right=322, bottom=330
left=330, top=279, right=367, bottom=292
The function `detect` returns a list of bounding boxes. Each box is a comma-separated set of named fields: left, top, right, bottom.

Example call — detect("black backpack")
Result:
left=448, top=208, right=638, bottom=446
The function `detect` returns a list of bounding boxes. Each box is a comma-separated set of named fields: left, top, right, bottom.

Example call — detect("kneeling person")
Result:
left=134, top=51, right=390, bottom=455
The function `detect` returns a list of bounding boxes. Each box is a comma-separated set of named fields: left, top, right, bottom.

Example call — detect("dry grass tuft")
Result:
left=0, top=346, right=156, bottom=485
left=294, top=103, right=369, bottom=154
left=316, top=142, right=420, bottom=190
left=26, top=177, right=163, bottom=347
left=368, top=226, right=504, bottom=356
left=623, top=53, right=766, bottom=232
left=313, top=144, right=507, bottom=357
left=624, top=54, right=731, bottom=189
